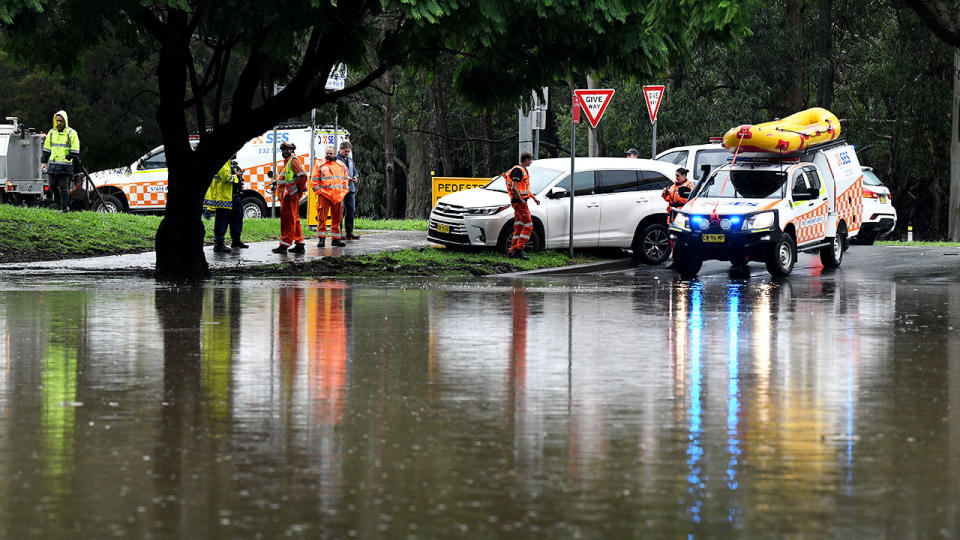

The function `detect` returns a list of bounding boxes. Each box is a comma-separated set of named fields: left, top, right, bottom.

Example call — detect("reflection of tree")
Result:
left=153, top=286, right=204, bottom=535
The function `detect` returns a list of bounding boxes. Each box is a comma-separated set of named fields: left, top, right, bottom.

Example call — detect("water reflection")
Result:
left=0, top=275, right=956, bottom=537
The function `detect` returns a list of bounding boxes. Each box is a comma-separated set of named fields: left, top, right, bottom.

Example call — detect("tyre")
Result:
left=496, top=221, right=543, bottom=254
left=241, top=196, right=268, bottom=219
left=92, top=194, right=122, bottom=213
left=673, top=245, right=702, bottom=278
left=631, top=223, right=670, bottom=265
left=730, top=256, right=749, bottom=268
left=765, top=233, right=796, bottom=277
left=819, top=225, right=846, bottom=268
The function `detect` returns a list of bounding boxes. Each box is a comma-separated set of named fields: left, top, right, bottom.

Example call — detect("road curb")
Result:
left=492, top=259, right=632, bottom=278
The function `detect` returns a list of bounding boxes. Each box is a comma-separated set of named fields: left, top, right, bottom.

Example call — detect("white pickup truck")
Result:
left=669, top=141, right=863, bottom=277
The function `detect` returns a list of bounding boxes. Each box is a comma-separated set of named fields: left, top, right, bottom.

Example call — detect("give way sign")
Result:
left=643, top=85, right=665, bottom=124
left=574, top=89, right=615, bottom=128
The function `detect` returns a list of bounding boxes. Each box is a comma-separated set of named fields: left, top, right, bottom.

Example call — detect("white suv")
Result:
left=855, top=166, right=897, bottom=245
left=427, top=157, right=680, bottom=264
left=656, top=141, right=730, bottom=184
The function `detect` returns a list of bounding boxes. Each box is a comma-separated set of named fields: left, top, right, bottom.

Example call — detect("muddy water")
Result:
left=0, top=276, right=957, bottom=538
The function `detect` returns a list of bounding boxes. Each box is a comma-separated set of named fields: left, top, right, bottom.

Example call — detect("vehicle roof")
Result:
left=533, top=157, right=678, bottom=173
left=656, top=142, right=726, bottom=157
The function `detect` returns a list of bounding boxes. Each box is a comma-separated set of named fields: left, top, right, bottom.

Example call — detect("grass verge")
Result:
left=226, top=247, right=604, bottom=278
left=0, top=205, right=427, bottom=263
left=877, top=240, right=960, bottom=247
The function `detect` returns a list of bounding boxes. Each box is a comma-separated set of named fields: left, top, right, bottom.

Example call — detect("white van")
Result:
left=669, top=141, right=863, bottom=277
left=427, top=157, right=680, bottom=264
left=88, top=124, right=349, bottom=217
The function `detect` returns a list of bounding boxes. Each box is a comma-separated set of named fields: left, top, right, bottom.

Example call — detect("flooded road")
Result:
left=0, top=269, right=958, bottom=537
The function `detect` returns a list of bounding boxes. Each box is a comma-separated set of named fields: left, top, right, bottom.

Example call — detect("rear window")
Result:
left=640, top=170, right=672, bottom=191
left=861, top=169, right=884, bottom=186
left=596, top=170, right=640, bottom=194
left=693, top=150, right=730, bottom=180
left=656, top=150, right=688, bottom=166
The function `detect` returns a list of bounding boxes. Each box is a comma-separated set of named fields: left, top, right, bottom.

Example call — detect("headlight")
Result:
left=673, top=213, right=690, bottom=230
left=743, top=211, right=774, bottom=230
left=465, top=205, right=508, bottom=216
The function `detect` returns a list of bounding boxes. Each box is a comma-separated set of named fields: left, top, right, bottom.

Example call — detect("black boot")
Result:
left=511, top=250, right=530, bottom=260
left=317, top=237, right=326, bottom=247
left=289, top=242, right=305, bottom=253
left=231, top=239, right=249, bottom=248
left=213, top=240, right=231, bottom=253
left=271, top=245, right=288, bottom=253
left=332, top=238, right=346, bottom=247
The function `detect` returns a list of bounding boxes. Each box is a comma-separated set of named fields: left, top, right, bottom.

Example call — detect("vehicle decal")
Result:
left=794, top=201, right=829, bottom=244
left=126, top=181, right=168, bottom=208
left=835, top=175, right=863, bottom=232
left=760, top=199, right=781, bottom=211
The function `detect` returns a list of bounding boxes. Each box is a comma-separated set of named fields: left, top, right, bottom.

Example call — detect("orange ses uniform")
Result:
left=312, top=158, right=350, bottom=241
left=663, top=179, right=695, bottom=223
left=504, top=164, right=533, bottom=252
left=278, top=155, right=308, bottom=247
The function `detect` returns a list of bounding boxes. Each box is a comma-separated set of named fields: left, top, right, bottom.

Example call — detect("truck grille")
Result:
left=433, top=202, right=466, bottom=220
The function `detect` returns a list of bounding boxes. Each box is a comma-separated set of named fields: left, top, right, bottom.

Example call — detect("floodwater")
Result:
left=0, top=273, right=957, bottom=538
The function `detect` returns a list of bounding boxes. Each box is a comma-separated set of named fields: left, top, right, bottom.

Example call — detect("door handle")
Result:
left=586, top=202, right=600, bottom=208
left=635, top=198, right=649, bottom=203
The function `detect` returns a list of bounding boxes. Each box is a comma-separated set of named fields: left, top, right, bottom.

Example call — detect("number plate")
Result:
left=702, top=234, right=725, bottom=243
left=879, top=196, right=887, bottom=204
left=437, top=223, right=450, bottom=234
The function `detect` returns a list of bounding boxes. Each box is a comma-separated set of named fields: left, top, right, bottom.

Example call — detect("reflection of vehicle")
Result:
left=427, top=158, right=679, bottom=265
left=669, top=141, right=863, bottom=278
left=853, top=166, right=896, bottom=245
left=0, top=117, right=49, bottom=205
left=88, top=124, right=349, bottom=218
left=655, top=140, right=730, bottom=184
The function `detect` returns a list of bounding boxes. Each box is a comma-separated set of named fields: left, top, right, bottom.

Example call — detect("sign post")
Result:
left=643, top=85, right=665, bottom=158
left=569, top=88, right=615, bottom=257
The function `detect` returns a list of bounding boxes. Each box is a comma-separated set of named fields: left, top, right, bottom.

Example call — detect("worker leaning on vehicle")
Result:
left=662, top=167, right=694, bottom=224
left=203, top=159, right=240, bottom=253
left=41, top=110, right=80, bottom=213
left=505, top=151, right=540, bottom=260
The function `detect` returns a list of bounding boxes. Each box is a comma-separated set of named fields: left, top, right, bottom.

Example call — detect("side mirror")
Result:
left=124, top=166, right=132, bottom=177
left=266, top=170, right=274, bottom=179
left=547, top=187, right=568, bottom=199
left=137, top=158, right=145, bottom=170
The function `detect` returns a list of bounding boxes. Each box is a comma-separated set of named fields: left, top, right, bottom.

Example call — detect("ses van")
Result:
left=88, top=124, right=349, bottom=217
left=428, top=157, right=680, bottom=264
left=669, top=141, right=863, bottom=277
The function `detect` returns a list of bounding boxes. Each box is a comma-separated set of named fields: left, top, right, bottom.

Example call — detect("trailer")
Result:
left=0, top=117, right=49, bottom=205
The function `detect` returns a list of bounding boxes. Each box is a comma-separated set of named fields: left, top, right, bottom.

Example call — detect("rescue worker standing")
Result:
left=662, top=167, right=694, bottom=223
left=229, top=157, right=248, bottom=248
left=41, top=110, right=80, bottom=213
left=312, top=145, right=349, bottom=248
left=338, top=141, right=361, bottom=240
left=505, top=151, right=540, bottom=260
left=272, top=142, right=307, bottom=254
left=203, top=159, right=239, bottom=253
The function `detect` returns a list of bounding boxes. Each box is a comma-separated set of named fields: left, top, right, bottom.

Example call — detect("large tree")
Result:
left=2, top=0, right=755, bottom=281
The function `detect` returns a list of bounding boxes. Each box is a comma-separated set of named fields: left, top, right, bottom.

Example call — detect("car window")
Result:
left=554, top=170, right=596, bottom=196
left=639, top=170, right=672, bottom=191
left=861, top=169, right=884, bottom=186
left=141, top=150, right=166, bottom=170
left=693, top=150, right=729, bottom=180
left=803, top=166, right=822, bottom=192
left=656, top=150, right=688, bottom=166
left=484, top=164, right=564, bottom=194
left=596, top=170, right=640, bottom=194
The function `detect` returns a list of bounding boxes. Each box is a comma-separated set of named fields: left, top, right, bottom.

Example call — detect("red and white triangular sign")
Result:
left=643, top=85, right=665, bottom=124
left=574, top=89, right=615, bottom=128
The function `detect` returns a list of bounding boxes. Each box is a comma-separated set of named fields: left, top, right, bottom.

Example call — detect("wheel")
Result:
left=92, top=194, right=122, bottom=213
left=241, top=196, right=267, bottom=219
left=631, top=223, right=670, bottom=265
left=730, top=256, right=749, bottom=268
left=673, top=245, right=702, bottom=278
left=765, top=233, right=796, bottom=277
left=819, top=225, right=846, bottom=268
left=496, top=221, right=542, bottom=254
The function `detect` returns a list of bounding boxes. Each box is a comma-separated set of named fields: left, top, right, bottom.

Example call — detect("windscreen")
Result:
left=485, top=165, right=564, bottom=194
left=861, top=169, right=884, bottom=186
left=697, top=169, right=787, bottom=199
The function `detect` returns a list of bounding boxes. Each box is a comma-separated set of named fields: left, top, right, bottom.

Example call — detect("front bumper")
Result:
left=670, top=227, right=782, bottom=262
left=427, top=214, right=504, bottom=247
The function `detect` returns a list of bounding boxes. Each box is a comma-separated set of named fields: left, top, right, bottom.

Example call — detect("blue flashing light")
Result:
left=692, top=216, right=709, bottom=229
left=730, top=216, right=741, bottom=225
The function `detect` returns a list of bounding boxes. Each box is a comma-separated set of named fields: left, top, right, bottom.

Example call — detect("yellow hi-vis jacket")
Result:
left=42, top=110, right=80, bottom=175
left=203, top=160, right=239, bottom=211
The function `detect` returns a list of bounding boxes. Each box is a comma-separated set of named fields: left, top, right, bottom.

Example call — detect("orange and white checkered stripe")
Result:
left=124, top=181, right=168, bottom=208
left=835, top=175, right=863, bottom=233
left=791, top=201, right=829, bottom=245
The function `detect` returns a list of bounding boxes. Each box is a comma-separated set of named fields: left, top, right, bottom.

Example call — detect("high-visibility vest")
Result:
left=664, top=179, right=695, bottom=208
left=203, top=160, right=238, bottom=211
left=278, top=155, right=305, bottom=196
left=313, top=159, right=350, bottom=204
left=503, top=165, right=531, bottom=200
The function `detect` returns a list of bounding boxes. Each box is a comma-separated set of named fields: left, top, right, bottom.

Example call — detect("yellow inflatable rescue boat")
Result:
left=722, top=107, right=841, bottom=154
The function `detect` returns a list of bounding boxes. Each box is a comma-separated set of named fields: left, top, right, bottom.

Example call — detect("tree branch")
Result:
left=900, top=0, right=960, bottom=48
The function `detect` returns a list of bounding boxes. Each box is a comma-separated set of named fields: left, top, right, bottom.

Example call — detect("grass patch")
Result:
left=0, top=205, right=427, bottom=263
left=230, top=246, right=603, bottom=278
left=877, top=240, right=960, bottom=247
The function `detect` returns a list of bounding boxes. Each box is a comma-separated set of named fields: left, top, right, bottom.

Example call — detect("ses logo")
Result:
left=250, top=133, right=291, bottom=146
left=836, top=151, right=852, bottom=166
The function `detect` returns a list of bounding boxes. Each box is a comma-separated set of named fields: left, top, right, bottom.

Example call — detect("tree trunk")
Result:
left=405, top=130, right=432, bottom=218
left=816, top=0, right=834, bottom=109
left=432, top=77, right=452, bottom=177
left=382, top=68, right=395, bottom=218
left=951, top=48, right=960, bottom=242
left=155, top=167, right=210, bottom=281
left=481, top=113, right=494, bottom=175
left=786, top=0, right=804, bottom=112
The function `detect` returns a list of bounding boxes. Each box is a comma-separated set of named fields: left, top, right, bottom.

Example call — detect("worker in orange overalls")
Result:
left=272, top=142, right=308, bottom=253
left=662, top=167, right=694, bottom=224
left=504, top=151, right=540, bottom=260
left=312, top=145, right=350, bottom=248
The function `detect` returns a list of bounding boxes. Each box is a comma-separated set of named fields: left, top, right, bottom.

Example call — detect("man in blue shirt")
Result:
left=338, top=141, right=361, bottom=240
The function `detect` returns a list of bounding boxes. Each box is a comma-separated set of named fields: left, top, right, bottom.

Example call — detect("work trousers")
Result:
left=231, top=192, right=244, bottom=243
left=279, top=193, right=303, bottom=247
left=343, top=191, right=356, bottom=237
left=49, top=173, right=72, bottom=212
left=510, top=201, right=533, bottom=252
left=317, top=197, right=343, bottom=240
left=213, top=208, right=231, bottom=243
